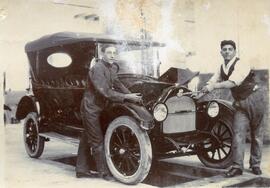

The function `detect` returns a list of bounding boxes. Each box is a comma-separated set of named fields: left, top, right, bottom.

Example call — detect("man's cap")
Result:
left=101, top=44, right=117, bottom=52
left=220, top=40, right=236, bottom=50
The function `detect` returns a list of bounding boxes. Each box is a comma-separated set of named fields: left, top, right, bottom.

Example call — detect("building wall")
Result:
left=2, top=0, right=270, bottom=87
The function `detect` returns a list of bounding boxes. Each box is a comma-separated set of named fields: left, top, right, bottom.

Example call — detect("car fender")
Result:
left=16, top=95, right=40, bottom=120
left=212, top=99, right=235, bottom=112
left=206, top=99, right=235, bottom=128
left=197, top=99, right=235, bottom=130
left=101, top=102, right=154, bottom=130
left=214, top=99, right=235, bottom=126
left=198, top=99, right=235, bottom=113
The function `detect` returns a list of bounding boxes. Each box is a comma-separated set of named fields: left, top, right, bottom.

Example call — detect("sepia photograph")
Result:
left=1, top=0, right=270, bottom=187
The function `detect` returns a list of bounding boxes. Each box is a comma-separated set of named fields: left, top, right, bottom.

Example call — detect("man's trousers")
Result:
left=232, top=88, right=266, bottom=169
left=76, top=94, right=110, bottom=176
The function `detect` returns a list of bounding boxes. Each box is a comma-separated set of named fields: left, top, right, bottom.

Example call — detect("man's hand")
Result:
left=201, top=84, right=215, bottom=93
left=124, top=93, right=142, bottom=104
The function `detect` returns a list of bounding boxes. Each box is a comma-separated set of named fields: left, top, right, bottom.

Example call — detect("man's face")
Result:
left=220, top=44, right=236, bottom=62
left=103, top=46, right=118, bottom=64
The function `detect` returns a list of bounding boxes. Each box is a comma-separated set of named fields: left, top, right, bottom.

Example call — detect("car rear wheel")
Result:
left=197, top=118, right=233, bottom=168
left=104, top=116, right=152, bottom=185
left=23, top=112, right=45, bottom=158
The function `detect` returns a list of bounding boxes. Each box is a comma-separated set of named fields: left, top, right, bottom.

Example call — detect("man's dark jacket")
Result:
left=86, top=59, right=131, bottom=110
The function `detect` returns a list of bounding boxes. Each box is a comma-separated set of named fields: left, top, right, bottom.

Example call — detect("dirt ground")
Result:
left=2, top=123, right=270, bottom=188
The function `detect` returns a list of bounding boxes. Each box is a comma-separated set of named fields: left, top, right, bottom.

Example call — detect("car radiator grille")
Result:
left=163, top=96, right=196, bottom=134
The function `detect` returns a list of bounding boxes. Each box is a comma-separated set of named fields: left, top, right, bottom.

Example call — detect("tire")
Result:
left=23, top=112, right=45, bottom=158
left=197, top=118, right=233, bottom=168
left=104, top=116, right=152, bottom=185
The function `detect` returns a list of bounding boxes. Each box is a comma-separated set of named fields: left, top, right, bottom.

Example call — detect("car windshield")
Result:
left=98, top=43, right=161, bottom=78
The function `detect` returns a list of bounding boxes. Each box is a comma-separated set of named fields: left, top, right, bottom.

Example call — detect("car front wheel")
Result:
left=104, top=116, right=152, bottom=185
left=197, top=118, right=233, bottom=168
left=23, top=112, right=45, bottom=158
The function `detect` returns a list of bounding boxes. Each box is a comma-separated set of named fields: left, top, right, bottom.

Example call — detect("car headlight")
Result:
left=153, top=103, right=168, bottom=122
left=207, top=102, right=219, bottom=118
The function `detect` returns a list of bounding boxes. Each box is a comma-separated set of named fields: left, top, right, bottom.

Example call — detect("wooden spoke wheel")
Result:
left=197, top=119, right=233, bottom=168
left=23, top=112, right=45, bottom=158
left=104, top=116, right=152, bottom=184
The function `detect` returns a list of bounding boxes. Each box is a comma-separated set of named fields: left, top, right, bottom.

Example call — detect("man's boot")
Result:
left=93, top=145, right=115, bottom=181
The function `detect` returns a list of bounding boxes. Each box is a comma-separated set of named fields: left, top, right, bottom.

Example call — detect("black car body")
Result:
left=16, top=32, right=235, bottom=184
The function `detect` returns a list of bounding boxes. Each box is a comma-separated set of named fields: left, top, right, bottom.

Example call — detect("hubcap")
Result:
left=119, top=148, right=126, bottom=155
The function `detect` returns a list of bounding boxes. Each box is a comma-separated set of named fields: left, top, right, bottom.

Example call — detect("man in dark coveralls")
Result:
left=202, top=40, right=266, bottom=177
left=76, top=44, right=142, bottom=179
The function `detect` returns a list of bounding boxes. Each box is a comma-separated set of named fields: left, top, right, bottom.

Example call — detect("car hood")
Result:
left=118, top=74, right=173, bottom=106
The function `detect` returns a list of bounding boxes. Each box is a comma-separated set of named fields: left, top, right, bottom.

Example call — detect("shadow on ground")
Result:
left=53, top=156, right=194, bottom=187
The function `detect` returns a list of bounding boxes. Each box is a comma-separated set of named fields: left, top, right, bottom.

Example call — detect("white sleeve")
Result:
left=229, top=60, right=251, bottom=86
left=207, top=66, right=221, bottom=84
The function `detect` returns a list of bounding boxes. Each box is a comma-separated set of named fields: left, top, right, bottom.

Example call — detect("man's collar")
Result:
left=223, top=56, right=237, bottom=68
left=222, top=56, right=238, bottom=74
left=101, top=58, right=113, bottom=68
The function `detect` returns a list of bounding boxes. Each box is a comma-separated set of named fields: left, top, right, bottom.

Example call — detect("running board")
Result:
left=39, top=132, right=79, bottom=146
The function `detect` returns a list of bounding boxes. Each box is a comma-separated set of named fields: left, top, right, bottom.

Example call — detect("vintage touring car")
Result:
left=16, top=32, right=235, bottom=184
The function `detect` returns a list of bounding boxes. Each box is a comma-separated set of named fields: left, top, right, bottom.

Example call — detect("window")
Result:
left=47, top=53, right=72, bottom=68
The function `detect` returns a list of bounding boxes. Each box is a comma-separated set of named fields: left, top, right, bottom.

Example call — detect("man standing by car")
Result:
left=76, top=44, right=142, bottom=180
left=202, top=40, right=266, bottom=177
